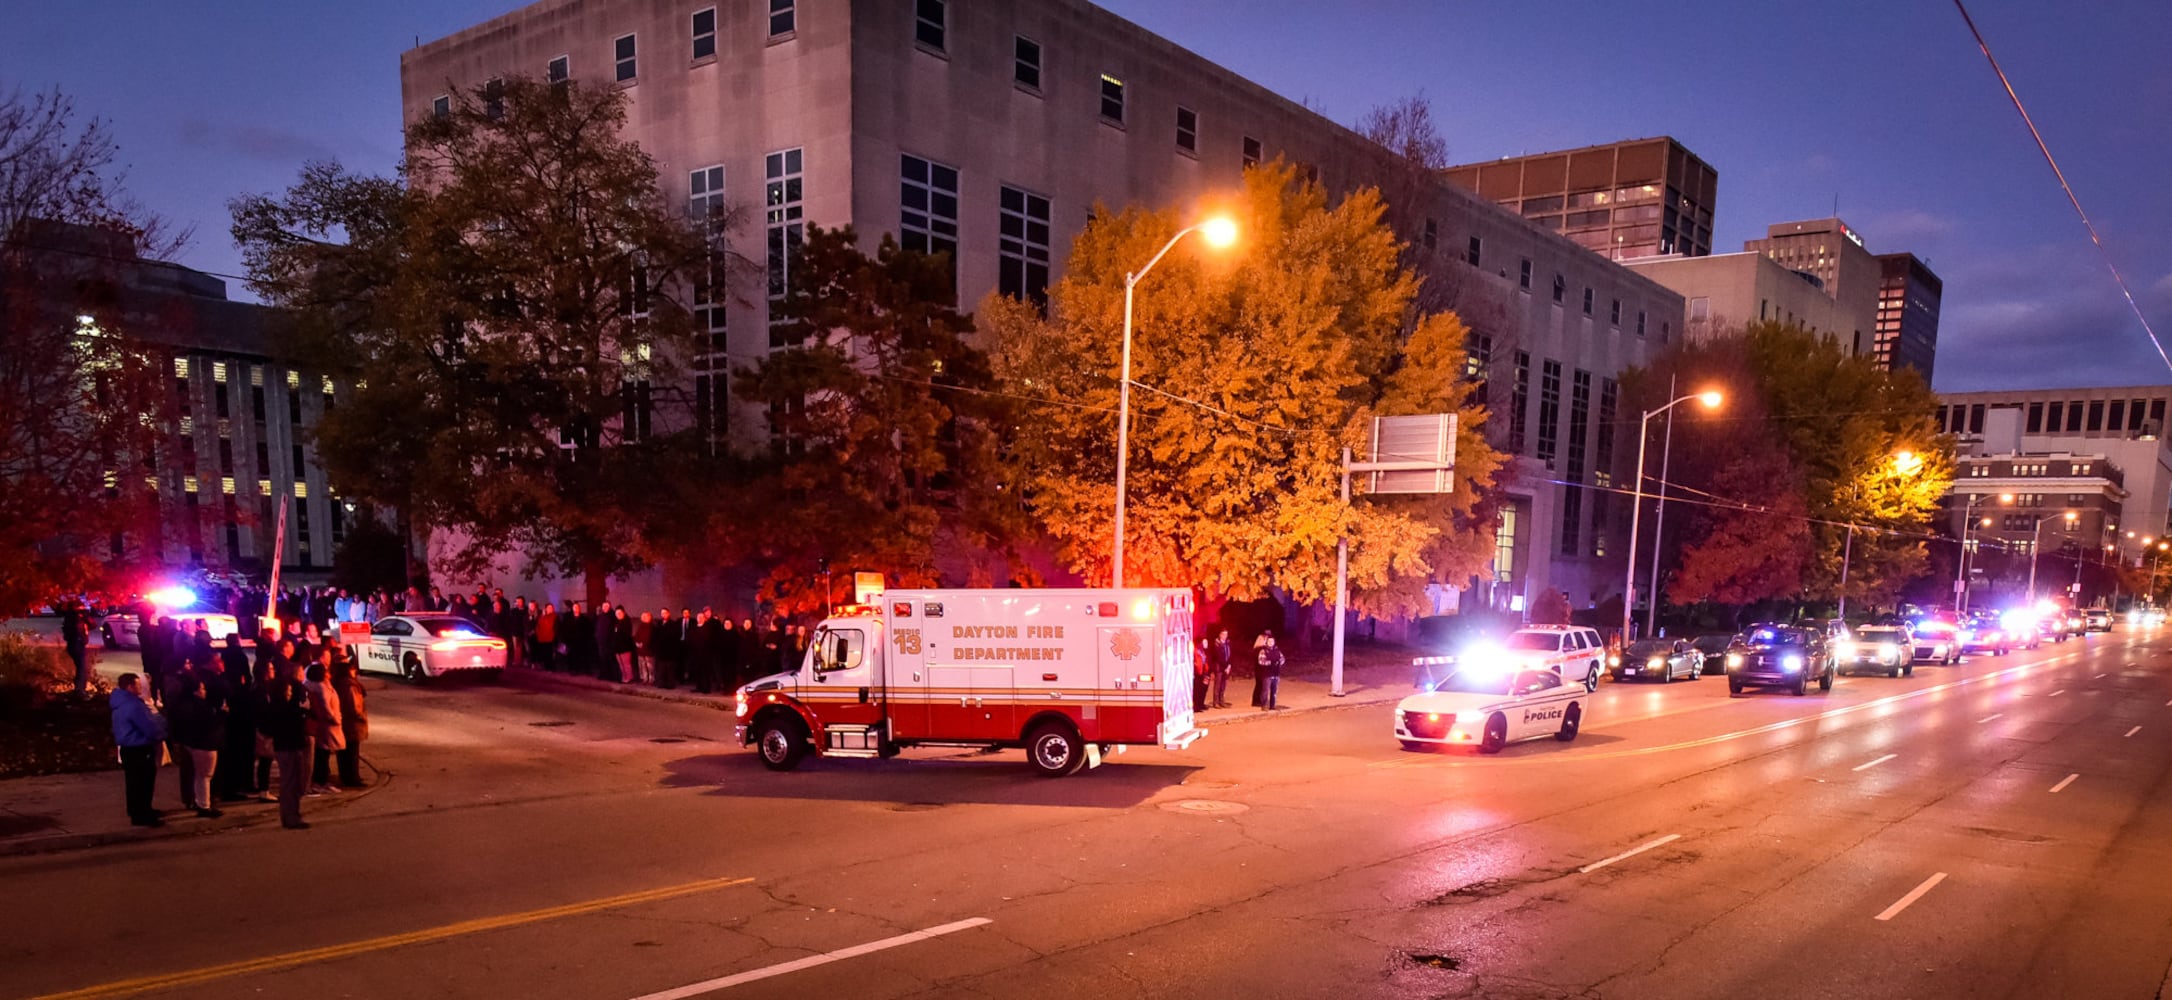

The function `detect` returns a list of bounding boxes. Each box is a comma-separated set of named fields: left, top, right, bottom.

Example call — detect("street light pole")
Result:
left=1112, top=217, right=1236, bottom=588
left=1621, top=390, right=1720, bottom=642
left=2025, top=511, right=2077, bottom=606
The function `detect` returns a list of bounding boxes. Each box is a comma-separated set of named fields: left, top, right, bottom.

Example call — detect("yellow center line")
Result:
left=30, top=875, right=756, bottom=1000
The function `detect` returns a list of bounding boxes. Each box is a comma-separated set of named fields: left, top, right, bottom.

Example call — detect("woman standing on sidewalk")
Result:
left=167, top=676, right=224, bottom=819
left=332, top=658, right=369, bottom=788
left=305, top=657, right=345, bottom=794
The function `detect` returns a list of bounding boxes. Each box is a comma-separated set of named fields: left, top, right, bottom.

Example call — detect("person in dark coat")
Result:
left=1256, top=631, right=1286, bottom=710
left=610, top=607, right=635, bottom=683
left=651, top=606, right=680, bottom=688
left=1208, top=628, right=1234, bottom=708
left=260, top=660, right=312, bottom=830
left=717, top=618, right=739, bottom=689
left=217, top=635, right=258, bottom=801
left=594, top=602, right=620, bottom=680
left=736, top=617, right=761, bottom=686
left=167, top=675, right=225, bottom=819
left=633, top=612, right=655, bottom=685
left=139, top=611, right=170, bottom=708
left=686, top=609, right=717, bottom=693
left=565, top=602, right=590, bottom=674
left=61, top=603, right=92, bottom=695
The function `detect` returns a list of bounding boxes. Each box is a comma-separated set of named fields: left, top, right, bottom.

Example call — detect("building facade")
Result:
left=1623, top=250, right=1869, bottom=353
left=1442, top=137, right=1718, bottom=260
left=23, top=226, right=353, bottom=579
left=1939, top=388, right=2172, bottom=548
left=1874, top=252, right=1941, bottom=380
left=403, top=0, right=1689, bottom=612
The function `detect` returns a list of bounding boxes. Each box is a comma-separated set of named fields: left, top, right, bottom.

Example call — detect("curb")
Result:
left=0, top=773, right=391, bottom=858
left=1196, top=687, right=1406, bottom=727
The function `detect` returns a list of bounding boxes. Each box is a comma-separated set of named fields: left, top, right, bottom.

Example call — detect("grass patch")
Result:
left=0, top=635, right=117, bottom=779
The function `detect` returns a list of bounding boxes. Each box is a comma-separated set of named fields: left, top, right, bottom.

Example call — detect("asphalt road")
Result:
left=6, top=627, right=2172, bottom=1000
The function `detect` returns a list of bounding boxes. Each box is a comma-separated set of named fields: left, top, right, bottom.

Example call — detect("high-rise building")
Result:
left=1875, top=252, right=1941, bottom=380
left=1625, top=216, right=1886, bottom=358
left=1938, top=386, right=2172, bottom=543
left=404, top=0, right=1690, bottom=611
left=1442, top=137, right=1719, bottom=260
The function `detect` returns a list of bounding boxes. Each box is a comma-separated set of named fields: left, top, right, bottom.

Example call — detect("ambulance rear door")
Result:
left=883, top=599, right=928, bottom=739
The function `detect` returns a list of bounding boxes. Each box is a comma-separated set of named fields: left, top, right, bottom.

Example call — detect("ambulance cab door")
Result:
left=807, top=623, right=881, bottom=730
left=886, top=602, right=929, bottom=740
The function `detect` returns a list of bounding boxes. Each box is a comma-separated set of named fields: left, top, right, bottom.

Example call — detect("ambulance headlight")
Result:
left=734, top=692, right=748, bottom=718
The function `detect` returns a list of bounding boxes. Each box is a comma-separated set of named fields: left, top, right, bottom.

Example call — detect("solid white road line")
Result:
left=2050, top=773, right=2080, bottom=794
left=1580, top=834, right=1682, bottom=874
left=2126, top=726, right=2142, bottom=738
left=2094, top=673, right=2108, bottom=680
left=2050, top=689, right=2067, bottom=698
left=1875, top=872, right=1949, bottom=922
left=627, top=918, right=993, bottom=1000
left=1853, top=753, right=1898, bottom=772
left=1977, top=713, right=2004, bottom=723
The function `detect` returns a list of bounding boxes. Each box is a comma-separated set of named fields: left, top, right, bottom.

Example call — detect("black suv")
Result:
left=1725, top=624, right=1833, bottom=696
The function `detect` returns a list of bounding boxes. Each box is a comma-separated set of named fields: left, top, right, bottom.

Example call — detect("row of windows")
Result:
left=429, top=1, right=798, bottom=116
left=1938, top=398, right=2170, bottom=437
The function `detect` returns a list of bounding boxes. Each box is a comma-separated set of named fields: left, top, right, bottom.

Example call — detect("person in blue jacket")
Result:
left=110, top=673, right=166, bottom=827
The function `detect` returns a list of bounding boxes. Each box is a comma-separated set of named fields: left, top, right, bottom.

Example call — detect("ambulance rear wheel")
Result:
left=755, top=717, right=806, bottom=771
left=1027, top=722, right=1085, bottom=778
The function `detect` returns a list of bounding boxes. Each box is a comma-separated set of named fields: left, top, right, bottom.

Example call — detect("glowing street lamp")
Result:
left=1956, top=492, right=2015, bottom=613
left=2025, top=510, right=2079, bottom=605
left=1112, top=215, right=1238, bottom=587
left=1622, top=389, right=1722, bottom=641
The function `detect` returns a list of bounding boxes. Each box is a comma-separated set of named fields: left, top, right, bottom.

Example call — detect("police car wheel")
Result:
left=1791, top=674, right=1808, bottom=696
left=1728, top=678, right=1743, bottom=695
left=1903, top=664, right=1914, bottom=678
left=401, top=654, right=425, bottom=684
left=1555, top=704, right=1581, bottom=742
left=1479, top=714, right=1508, bottom=754
left=1027, top=723, right=1084, bottom=778
left=756, top=718, right=805, bottom=771
left=1818, top=669, right=1833, bottom=692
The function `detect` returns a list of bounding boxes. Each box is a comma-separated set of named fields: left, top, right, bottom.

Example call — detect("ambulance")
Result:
left=734, top=588, right=1207, bottom=777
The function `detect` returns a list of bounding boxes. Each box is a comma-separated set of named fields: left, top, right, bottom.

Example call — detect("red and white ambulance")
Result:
left=734, top=588, right=1206, bottom=777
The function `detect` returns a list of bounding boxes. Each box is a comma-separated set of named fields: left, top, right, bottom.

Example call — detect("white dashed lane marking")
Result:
left=1579, top=834, right=1682, bottom=874
left=1875, top=873, right=1948, bottom=922
left=2050, top=773, right=2080, bottom=794
left=1852, top=754, right=1898, bottom=772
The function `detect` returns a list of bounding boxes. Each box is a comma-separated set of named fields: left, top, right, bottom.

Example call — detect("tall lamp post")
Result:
left=1111, top=215, right=1237, bottom=588
left=1622, top=389, right=1722, bottom=642
left=1839, top=450, right=1927, bottom=622
left=1955, top=492, right=2013, bottom=613
left=2024, top=510, right=2078, bottom=606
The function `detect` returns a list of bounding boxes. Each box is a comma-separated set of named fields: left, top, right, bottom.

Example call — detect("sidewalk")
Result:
left=0, top=767, right=387, bottom=857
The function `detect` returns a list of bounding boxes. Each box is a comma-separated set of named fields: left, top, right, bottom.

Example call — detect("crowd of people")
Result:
left=111, top=622, right=369, bottom=831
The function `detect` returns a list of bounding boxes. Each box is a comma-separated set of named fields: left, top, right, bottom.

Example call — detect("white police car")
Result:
left=354, top=614, right=507, bottom=682
left=1394, top=653, right=1586, bottom=754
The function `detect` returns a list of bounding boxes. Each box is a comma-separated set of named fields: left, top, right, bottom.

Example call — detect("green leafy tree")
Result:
left=982, top=163, right=1504, bottom=615
left=727, top=225, right=1029, bottom=612
left=233, top=78, right=733, bottom=603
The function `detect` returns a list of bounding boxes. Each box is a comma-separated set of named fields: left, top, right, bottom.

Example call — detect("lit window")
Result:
left=321, top=375, right=335, bottom=395
left=294, top=481, right=308, bottom=498
left=258, top=479, right=272, bottom=496
left=1175, top=106, right=1197, bottom=154
left=915, top=0, right=945, bottom=51
left=1013, top=36, right=1039, bottom=89
left=213, top=361, right=228, bottom=382
left=615, top=33, right=637, bottom=82
left=250, top=366, right=264, bottom=387
left=1099, top=74, right=1124, bottom=125
left=692, top=8, right=716, bottom=60
left=221, top=477, right=235, bottom=495
left=769, top=0, right=795, bottom=37
left=286, top=370, right=300, bottom=389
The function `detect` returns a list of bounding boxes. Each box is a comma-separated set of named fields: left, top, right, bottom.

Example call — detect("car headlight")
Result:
left=1647, top=657, right=1664, bottom=669
left=1878, top=643, right=1898, bottom=658
left=1833, top=641, right=1856, bottom=658
left=1725, top=653, right=1744, bottom=668
left=1782, top=654, right=1804, bottom=672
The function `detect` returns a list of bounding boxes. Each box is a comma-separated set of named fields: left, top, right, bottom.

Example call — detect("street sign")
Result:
left=1366, top=414, right=1456, bottom=494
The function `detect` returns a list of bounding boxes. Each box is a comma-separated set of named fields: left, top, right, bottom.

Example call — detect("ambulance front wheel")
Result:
left=755, top=717, right=807, bottom=771
left=1027, top=722, right=1086, bottom=778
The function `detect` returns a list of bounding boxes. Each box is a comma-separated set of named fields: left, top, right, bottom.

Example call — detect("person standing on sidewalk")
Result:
left=1193, top=639, right=1212, bottom=713
left=217, top=635, right=257, bottom=803
left=652, top=606, right=680, bottom=688
left=261, top=660, right=312, bottom=829
left=611, top=606, right=636, bottom=683
left=166, top=675, right=224, bottom=819
left=139, top=611, right=170, bottom=709
left=1256, top=631, right=1286, bottom=710
left=332, top=657, right=369, bottom=788
left=305, top=658, right=345, bottom=795
left=1208, top=628, right=1234, bottom=708
left=633, top=612, right=656, bottom=686
left=62, top=602, right=92, bottom=695
left=110, top=673, right=165, bottom=827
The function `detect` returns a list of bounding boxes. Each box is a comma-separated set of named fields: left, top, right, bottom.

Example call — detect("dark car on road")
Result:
left=1724, top=624, right=1833, bottom=696
left=1615, top=638, right=1702, bottom=682
left=1689, top=633, right=1737, bottom=674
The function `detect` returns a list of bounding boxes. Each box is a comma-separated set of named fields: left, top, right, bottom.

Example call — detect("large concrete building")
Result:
left=1938, top=386, right=2172, bottom=549
left=403, top=0, right=1689, bottom=613
left=21, top=225, right=354, bottom=578
left=1623, top=250, right=1869, bottom=353
left=1443, top=137, right=1718, bottom=261
left=1874, top=252, right=1941, bottom=380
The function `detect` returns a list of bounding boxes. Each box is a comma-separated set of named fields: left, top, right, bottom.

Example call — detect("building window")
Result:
left=2110, top=399, right=2126, bottom=432
left=1013, top=35, right=1040, bottom=89
left=692, top=8, right=717, bottom=61
left=1551, top=274, right=1565, bottom=304
left=483, top=78, right=505, bottom=120
left=1636, top=310, right=1647, bottom=337
left=770, top=0, right=795, bottom=36
left=900, top=153, right=960, bottom=293
left=1242, top=136, right=1261, bottom=169
left=622, top=379, right=654, bottom=442
left=691, top=165, right=728, bottom=352
left=1610, top=299, right=1622, bottom=326
left=765, top=148, right=805, bottom=348
left=999, top=185, right=1052, bottom=309
left=1537, top=359, right=1561, bottom=466
left=2046, top=401, right=2063, bottom=432
left=1175, top=106, right=1198, bottom=154
left=915, top=0, right=945, bottom=52
left=1519, top=258, right=1532, bottom=290
left=1560, top=487, right=1582, bottom=557
left=1510, top=351, right=1530, bottom=455
left=431, top=95, right=449, bottom=119
left=2064, top=401, right=2081, bottom=432
left=615, top=34, right=637, bottom=82
left=690, top=164, right=726, bottom=222
left=1420, top=219, right=1436, bottom=251
left=1566, top=369, right=1591, bottom=492
left=547, top=55, right=570, bottom=83
left=1465, top=234, right=1481, bottom=266
left=1099, top=74, right=1125, bottom=126
left=1582, top=287, right=1593, bottom=315
left=1661, top=321, right=1671, bottom=343
left=2087, top=400, right=2105, bottom=431
left=1596, top=377, right=1618, bottom=483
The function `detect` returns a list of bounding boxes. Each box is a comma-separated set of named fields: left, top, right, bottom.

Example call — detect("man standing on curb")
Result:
left=262, top=660, right=313, bottom=830
left=110, top=673, right=165, bottom=827
left=1256, top=632, right=1286, bottom=711
left=1208, top=628, right=1233, bottom=709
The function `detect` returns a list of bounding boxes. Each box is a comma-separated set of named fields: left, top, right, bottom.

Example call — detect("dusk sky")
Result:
left=5, top=0, right=2167, bottom=392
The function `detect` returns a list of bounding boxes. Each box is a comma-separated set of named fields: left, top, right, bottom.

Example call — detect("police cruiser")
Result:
left=1393, top=648, right=1586, bottom=754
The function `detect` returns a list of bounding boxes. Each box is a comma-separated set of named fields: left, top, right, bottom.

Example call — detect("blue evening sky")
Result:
left=4, top=1, right=2166, bottom=391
